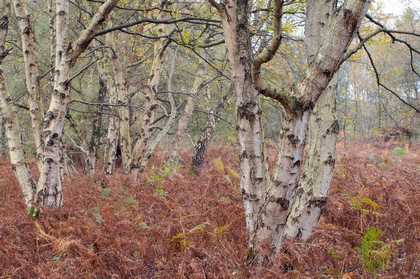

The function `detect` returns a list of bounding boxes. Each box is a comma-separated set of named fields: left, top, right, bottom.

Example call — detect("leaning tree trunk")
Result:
left=14, top=0, right=45, bottom=169
left=191, top=90, right=230, bottom=170
left=37, top=0, right=119, bottom=208
left=132, top=5, right=171, bottom=174
left=0, top=73, right=37, bottom=205
left=138, top=46, right=179, bottom=171
left=0, top=2, right=37, bottom=206
left=168, top=55, right=207, bottom=164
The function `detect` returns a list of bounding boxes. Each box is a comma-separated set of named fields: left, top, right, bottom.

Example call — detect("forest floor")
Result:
left=0, top=141, right=419, bottom=278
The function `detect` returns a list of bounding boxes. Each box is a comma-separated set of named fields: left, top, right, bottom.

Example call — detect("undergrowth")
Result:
left=0, top=143, right=419, bottom=278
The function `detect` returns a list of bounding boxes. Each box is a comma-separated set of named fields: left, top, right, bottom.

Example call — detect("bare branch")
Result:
left=363, top=43, right=420, bottom=113
left=69, top=0, right=119, bottom=65
left=253, top=0, right=284, bottom=94
left=68, top=58, right=99, bottom=83
left=95, top=17, right=221, bottom=37
left=68, top=99, right=144, bottom=109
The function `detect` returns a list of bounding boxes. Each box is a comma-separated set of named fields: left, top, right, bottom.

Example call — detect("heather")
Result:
left=0, top=142, right=419, bottom=278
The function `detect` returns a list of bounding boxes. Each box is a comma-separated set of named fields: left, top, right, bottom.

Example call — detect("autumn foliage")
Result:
left=0, top=142, right=419, bottom=278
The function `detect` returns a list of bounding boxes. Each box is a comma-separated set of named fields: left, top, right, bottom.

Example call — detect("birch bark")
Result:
left=132, top=4, right=171, bottom=173
left=0, top=0, right=37, bottom=206
left=37, top=0, right=119, bottom=208
left=282, top=0, right=339, bottom=240
left=212, top=0, right=371, bottom=260
left=105, top=23, right=132, bottom=174
left=13, top=0, right=44, bottom=169
left=168, top=55, right=207, bottom=164
left=98, top=61, right=120, bottom=175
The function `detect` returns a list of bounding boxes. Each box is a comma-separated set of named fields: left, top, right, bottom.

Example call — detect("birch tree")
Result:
left=0, top=0, right=119, bottom=209
left=0, top=0, right=37, bottom=205
left=131, top=4, right=172, bottom=174
left=210, top=0, right=371, bottom=262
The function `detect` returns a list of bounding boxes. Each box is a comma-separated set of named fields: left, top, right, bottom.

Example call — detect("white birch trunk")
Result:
left=191, top=90, right=229, bottom=169
left=37, top=0, right=119, bottom=208
left=0, top=74, right=37, bottom=205
left=282, top=0, right=338, bottom=240
left=13, top=0, right=44, bottom=169
left=213, top=0, right=371, bottom=261
left=213, top=0, right=271, bottom=250
left=0, top=1, right=37, bottom=206
left=98, top=62, right=120, bottom=175
left=256, top=0, right=370, bottom=250
left=132, top=6, right=171, bottom=172
left=168, top=55, right=207, bottom=164
left=105, top=23, right=132, bottom=174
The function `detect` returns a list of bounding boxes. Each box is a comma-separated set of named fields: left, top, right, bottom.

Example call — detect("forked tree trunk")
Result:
left=283, top=78, right=338, bottom=239
left=36, top=0, right=118, bottom=208
left=282, top=0, right=339, bottom=240
left=138, top=47, right=178, bottom=171
left=213, top=0, right=371, bottom=261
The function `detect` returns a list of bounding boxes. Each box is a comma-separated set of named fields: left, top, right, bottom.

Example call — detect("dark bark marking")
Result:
left=239, top=150, right=247, bottom=159
left=276, top=197, right=289, bottom=210
left=237, top=101, right=257, bottom=121
left=287, top=134, right=298, bottom=144
left=241, top=189, right=259, bottom=201
left=324, top=155, right=335, bottom=166
left=309, top=197, right=328, bottom=207
left=292, top=160, right=301, bottom=168
left=343, top=9, right=353, bottom=19
left=323, top=69, right=332, bottom=78
left=328, top=119, right=339, bottom=134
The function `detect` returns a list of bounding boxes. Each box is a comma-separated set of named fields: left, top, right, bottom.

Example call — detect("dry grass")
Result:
left=0, top=142, right=418, bottom=278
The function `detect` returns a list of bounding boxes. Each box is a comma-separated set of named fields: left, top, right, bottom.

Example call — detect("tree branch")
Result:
left=95, top=17, right=221, bottom=37
left=363, top=44, right=420, bottom=113
left=253, top=0, right=284, bottom=99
